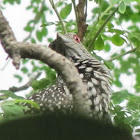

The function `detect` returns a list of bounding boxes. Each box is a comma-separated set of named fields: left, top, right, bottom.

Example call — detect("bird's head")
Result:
left=50, top=33, right=91, bottom=60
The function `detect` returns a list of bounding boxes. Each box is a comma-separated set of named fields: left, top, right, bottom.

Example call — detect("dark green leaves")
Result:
left=111, top=90, right=140, bottom=131
left=111, top=90, right=133, bottom=104
left=60, top=4, right=72, bottom=19
left=0, top=89, right=40, bottom=119
left=1, top=99, right=40, bottom=119
left=1, top=101, right=25, bottom=118
left=32, top=78, right=50, bottom=90
left=127, top=96, right=140, bottom=111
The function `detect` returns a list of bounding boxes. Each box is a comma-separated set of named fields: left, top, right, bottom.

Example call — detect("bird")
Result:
left=26, top=33, right=112, bottom=121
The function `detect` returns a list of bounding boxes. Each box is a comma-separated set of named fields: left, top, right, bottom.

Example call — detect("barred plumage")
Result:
left=26, top=33, right=111, bottom=121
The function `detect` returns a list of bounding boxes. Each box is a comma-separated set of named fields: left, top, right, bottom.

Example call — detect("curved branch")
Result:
left=0, top=9, right=90, bottom=117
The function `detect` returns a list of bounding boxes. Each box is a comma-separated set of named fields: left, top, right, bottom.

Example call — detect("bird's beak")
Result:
left=57, top=33, right=71, bottom=43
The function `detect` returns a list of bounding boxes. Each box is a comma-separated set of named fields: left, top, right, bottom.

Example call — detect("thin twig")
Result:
left=49, top=0, right=67, bottom=34
left=108, top=47, right=138, bottom=62
left=0, top=58, right=10, bottom=71
left=99, top=5, right=113, bottom=20
left=71, top=0, right=78, bottom=27
left=9, top=72, right=42, bottom=92
left=88, top=7, right=118, bottom=50
left=85, top=0, right=87, bottom=21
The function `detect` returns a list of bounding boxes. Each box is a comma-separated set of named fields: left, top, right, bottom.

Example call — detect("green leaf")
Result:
left=24, top=25, right=33, bottom=32
left=48, top=38, right=53, bottom=42
left=111, top=34, right=124, bottom=46
left=14, top=74, right=22, bottom=83
left=128, top=31, right=140, bottom=47
left=104, top=43, right=111, bottom=52
left=113, top=79, right=122, bottom=87
left=119, top=2, right=126, bottom=14
left=26, top=5, right=33, bottom=10
left=127, top=96, right=140, bottom=111
left=122, top=0, right=131, bottom=4
left=22, top=59, right=29, bottom=64
left=110, top=0, right=119, bottom=4
left=31, top=80, right=40, bottom=90
left=31, top=38, right=36, bottom=43
left=32, top=66, right=40, bottom=72
left=36, top=30, right=42, bottom=41
left=131, top=120, right=140, bottom=127
left=1, top=100, right=25, bottom=118
left=15, top=0, right=20, bottom=4
left=94, top=36, right=104, bottom=50
left=111, top=90, right=133, bottom=104
left=48, top=72, right=56, bottom=81
left=21, top=67, right=28, bottom=74
left=38, top=78, right=50, bottom=89
left=15, top=99, right=40, bottom=110
left=60, top=4, right=72, bottom=19
left=41, top=27, right=48, bottom=36
left=0, top=90, right=24, bottom=99
left=109, top=29, right=124, bottom=35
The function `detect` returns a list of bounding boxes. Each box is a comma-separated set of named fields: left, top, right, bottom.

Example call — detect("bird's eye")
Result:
left=73, top=35, right=80, bottom=43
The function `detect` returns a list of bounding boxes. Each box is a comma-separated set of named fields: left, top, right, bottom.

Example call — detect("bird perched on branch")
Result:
left=26, top=33, right=112, bottom=121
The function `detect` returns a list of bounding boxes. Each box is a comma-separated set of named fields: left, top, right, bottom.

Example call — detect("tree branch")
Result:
left=9, top=72, right=42, bottom=92
left=99, top=5, right=113, bottom=20
left=108, top=47, right=139, bottom=62
left=88, top=7, right=118, bottom=50
left=77, top=0, right=88, bottom=40
left=71, top=0, right=78, bottom=27
left=0, top=9, right=91, bottom=117
left=49, top=0, right=67, bottom=34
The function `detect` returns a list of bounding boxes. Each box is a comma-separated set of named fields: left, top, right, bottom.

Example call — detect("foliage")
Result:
left=1, top=0, right=140, bottom=136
